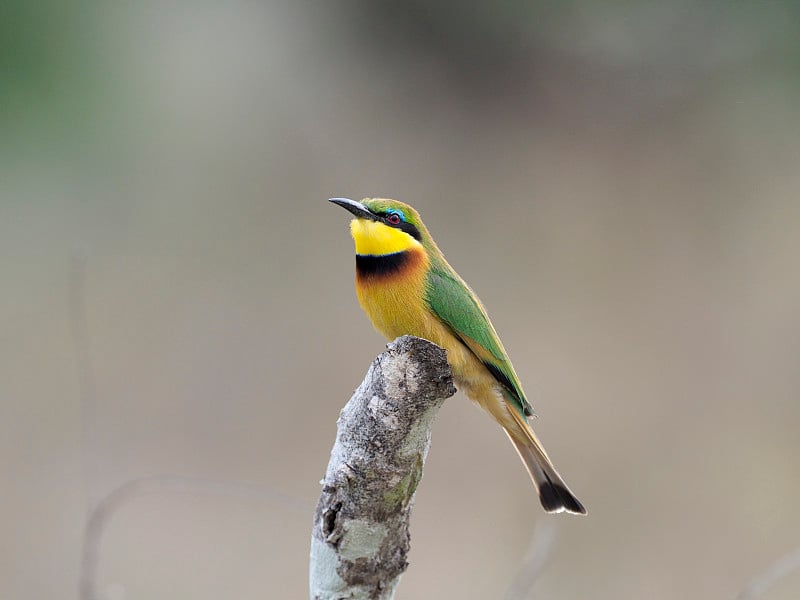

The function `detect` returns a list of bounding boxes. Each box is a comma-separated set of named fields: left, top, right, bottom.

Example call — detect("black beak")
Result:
left=329, top=198, right=378, bottom=221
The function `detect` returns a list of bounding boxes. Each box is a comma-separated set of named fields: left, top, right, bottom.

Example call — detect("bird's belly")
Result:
left=356, top=277, right=433, bottom=342
left=357, top=278, right=510, bottom=425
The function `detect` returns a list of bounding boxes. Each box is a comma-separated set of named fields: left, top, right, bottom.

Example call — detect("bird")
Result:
left=330, top=197, right=586, bottom=515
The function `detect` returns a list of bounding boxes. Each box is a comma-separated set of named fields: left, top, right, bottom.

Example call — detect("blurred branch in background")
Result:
left=71, top=254, right=309, bottom=599
left=310, top=336, right=456, bottom=600
left=503, top=519, right=558, bottom=600
left=79, top=475, right=307, bottom=600
left=70, top=253, right=101, bottom=514
left=736, top=545, right=800, bottom=600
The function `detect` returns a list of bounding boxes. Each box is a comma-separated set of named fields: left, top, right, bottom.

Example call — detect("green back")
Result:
left=425, top=260, right=533, bottom=417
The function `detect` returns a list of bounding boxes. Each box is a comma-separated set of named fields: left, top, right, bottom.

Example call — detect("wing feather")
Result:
left=426, top=264, right=533, bottom=416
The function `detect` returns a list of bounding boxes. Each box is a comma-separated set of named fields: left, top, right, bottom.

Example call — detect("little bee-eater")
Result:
left=330, top=197, right=586, bottom=515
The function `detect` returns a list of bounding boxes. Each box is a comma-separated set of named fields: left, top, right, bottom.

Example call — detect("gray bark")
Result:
left=309, top=336, right=456, bottom=600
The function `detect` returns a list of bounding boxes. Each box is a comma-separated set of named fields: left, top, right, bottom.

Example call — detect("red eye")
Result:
left=387, top=214, right=401, bottom=225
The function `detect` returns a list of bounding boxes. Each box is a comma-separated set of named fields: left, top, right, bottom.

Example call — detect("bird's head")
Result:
left=329, top=198, right=430, bottom=257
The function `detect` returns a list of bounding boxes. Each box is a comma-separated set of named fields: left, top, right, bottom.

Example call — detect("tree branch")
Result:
left=309, top=336, right=456, bottom=600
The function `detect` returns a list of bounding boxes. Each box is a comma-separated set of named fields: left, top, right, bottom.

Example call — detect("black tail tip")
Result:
left=539, top=482, right=587, bottom=515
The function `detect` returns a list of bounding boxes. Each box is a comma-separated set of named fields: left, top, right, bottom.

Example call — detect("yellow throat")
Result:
left=350, top=219, right=422, bottom=256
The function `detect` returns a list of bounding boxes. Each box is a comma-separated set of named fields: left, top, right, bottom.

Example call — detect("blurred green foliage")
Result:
left=0, top=0, right=99, bottom=160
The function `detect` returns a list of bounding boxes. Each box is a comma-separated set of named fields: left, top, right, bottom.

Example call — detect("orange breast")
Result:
left=355, top=248, right=430, bottom=340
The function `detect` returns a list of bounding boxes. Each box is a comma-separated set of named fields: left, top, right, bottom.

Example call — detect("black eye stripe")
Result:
left=395, top=220, right=421, bottom=241
left=372, top=209, right=422, bottom=241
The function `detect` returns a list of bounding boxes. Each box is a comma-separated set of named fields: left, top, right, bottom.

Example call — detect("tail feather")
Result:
left=505, top=409, right=587, bottom=516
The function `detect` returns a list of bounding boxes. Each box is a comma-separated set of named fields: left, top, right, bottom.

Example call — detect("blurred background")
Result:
left=2, top=1, right=800, bottom=599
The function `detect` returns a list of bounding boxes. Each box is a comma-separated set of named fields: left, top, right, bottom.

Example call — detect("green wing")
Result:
left=426, top=263, right=533, bottom=417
